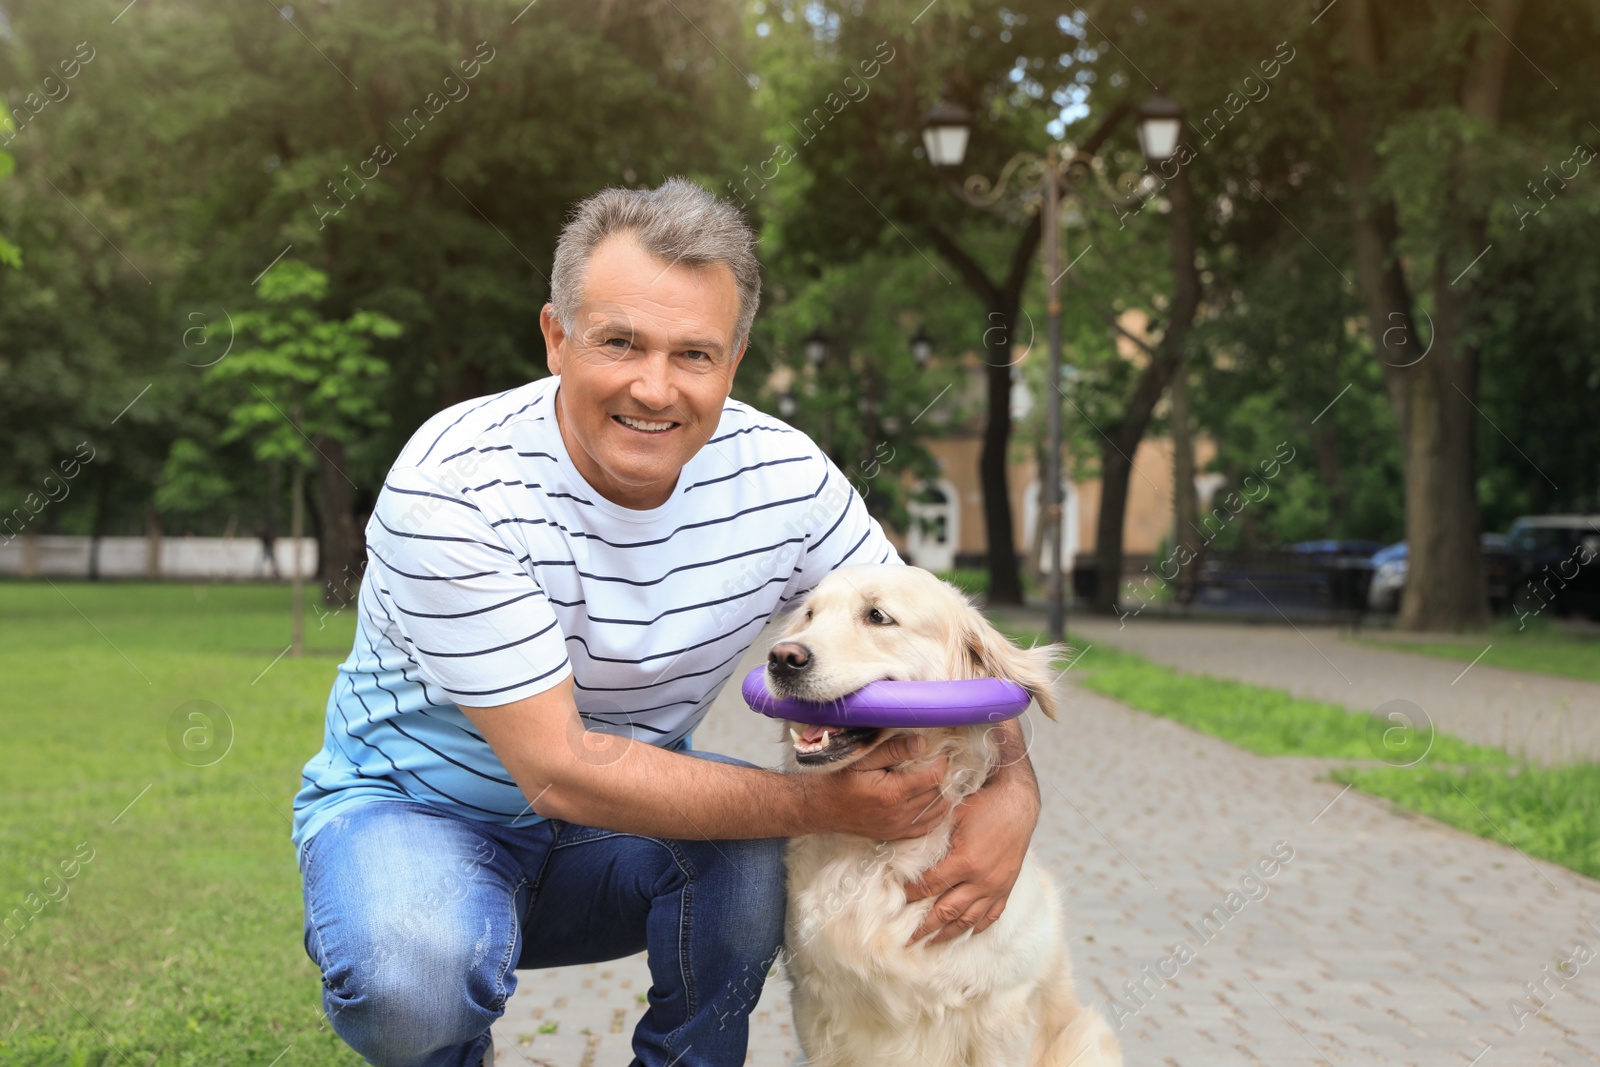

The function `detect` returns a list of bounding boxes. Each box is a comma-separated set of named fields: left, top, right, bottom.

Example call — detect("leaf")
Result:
left=256, top=260, right=329, bottom=303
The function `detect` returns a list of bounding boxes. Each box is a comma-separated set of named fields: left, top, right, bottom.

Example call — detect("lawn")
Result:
left=0, top=582, right=362, bottom=1067
left=1329, top=762, right=1600, bottom=880
left=1350, top=618, right=1600, bottom=684
left=1059, top=641, right=1506, bottom=764
left=1033, top=633, right=1600, bottom=881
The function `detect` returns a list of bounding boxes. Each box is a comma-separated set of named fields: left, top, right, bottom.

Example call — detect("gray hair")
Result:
left=549, top=177, right=762, bottom=352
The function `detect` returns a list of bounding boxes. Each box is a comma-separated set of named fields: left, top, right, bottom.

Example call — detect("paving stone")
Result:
left=496, top=619, right=1600, bottom=1064
left=1066, top=614, right=1600, bottom=766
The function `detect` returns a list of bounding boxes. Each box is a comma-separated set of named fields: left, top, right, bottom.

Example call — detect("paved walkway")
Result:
left=1062, top=615, right=1600, bottom=766
left=495, top=623, right=1600, bottom=1066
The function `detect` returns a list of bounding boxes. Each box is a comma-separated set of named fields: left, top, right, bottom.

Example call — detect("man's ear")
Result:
left=540, top=305, right=567, bottom=377
left=728, top=336, right=748, bottom=377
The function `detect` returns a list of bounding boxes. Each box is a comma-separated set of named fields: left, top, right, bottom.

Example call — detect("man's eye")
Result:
left=603, top=337, right=630, bottom=350
left=867, top=607, right=894, bottom=626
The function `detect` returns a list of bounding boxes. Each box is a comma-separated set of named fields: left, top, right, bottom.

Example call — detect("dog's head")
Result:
left=765, top=564, right=1060, bottom=777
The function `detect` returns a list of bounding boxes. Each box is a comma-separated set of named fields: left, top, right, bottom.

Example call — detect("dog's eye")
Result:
left=804, top=608, right=813, bottom=621
left=867, top=607, right=895, bottom=626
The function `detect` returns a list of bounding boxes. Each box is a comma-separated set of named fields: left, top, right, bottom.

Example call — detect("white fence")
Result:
left=0, top=535, right=319, bottom=580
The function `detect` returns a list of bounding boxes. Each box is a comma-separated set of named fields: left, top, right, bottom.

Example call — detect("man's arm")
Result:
left=459, top=676, right=953, bottom=841
left=901, top=717, right=1042, bottom=944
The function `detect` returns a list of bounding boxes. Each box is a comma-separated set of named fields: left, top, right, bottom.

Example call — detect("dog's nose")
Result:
left=767, top=642, right=812, bottom=676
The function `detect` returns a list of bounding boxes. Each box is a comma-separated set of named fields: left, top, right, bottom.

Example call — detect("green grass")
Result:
left=1330, top=763, right=1600, bottom=880
left=1351, top=619, right=1600, bottom=684
left=1017, top=630, right=1600, bottom=880
left=0, top=582, right=362, bottom=1067
left=1048, top=639, right=1506, bottom=764
left=935, top=568, right=989, bottom=598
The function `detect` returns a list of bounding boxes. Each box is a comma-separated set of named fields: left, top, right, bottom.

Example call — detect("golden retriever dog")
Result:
left=763, top=564, right=1121, bottom=1067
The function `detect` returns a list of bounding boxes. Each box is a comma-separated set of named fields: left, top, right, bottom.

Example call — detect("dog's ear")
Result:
left=955, top=606, right=1062, bottom=721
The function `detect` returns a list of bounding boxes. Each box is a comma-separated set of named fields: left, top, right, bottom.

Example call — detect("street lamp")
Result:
left=920, top=101, right=973, bottom=167
left=1136, top=92, right=1185, bottom=164
left=910, top=327, right=935, bottom=368
left=802, top=329, right=830, bottom=368
left=920, top=91, right=1178, bottom=644
left=777, top=393, right=797, bottom=420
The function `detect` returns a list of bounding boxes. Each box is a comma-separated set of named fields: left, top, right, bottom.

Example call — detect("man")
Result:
left=292, top=178, right=1044, bottom=1067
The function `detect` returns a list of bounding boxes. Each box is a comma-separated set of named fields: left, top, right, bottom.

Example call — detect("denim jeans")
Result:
left=298, top=751, right=788, bottom=1067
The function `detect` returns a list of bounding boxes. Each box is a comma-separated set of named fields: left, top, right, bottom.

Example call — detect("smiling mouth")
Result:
left=613, top=414, right=678, bottom=434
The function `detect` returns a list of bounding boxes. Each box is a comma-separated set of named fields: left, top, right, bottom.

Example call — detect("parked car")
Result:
left=1504, top=515, right=1600, bottom=620
left=1365, top=533, right=1518, bottom=614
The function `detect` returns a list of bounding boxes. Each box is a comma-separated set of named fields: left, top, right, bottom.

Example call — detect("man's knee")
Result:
left=320, top=922, right=508, bottom=1062
left=685, top=834, right=788, bottom=947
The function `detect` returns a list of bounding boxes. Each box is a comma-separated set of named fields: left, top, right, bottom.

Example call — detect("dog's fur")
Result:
left=765, top=564, right=1122, bottom=1067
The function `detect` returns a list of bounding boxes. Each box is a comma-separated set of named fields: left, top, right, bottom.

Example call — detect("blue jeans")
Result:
left=298, top=751, right=788, bottom=1067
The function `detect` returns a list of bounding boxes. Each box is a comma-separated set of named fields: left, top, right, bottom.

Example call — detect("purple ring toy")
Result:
left=740, top=666, right=1031, bottom=729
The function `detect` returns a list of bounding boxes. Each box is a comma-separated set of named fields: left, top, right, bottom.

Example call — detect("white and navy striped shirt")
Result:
left=291, top=375, right=898, bottom=847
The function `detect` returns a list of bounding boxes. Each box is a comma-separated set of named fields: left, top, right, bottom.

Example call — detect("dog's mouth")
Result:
left=788, top=722, right=882, bottom=765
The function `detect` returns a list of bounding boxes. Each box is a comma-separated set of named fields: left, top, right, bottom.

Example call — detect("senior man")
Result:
left=291, top=178, right=1044, bottom=1067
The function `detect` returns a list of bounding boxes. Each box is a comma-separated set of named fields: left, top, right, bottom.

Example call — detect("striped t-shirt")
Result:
left=291, top=375, right=898, bottom=847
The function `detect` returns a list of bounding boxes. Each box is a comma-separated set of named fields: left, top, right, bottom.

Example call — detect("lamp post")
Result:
left=922, top=93, right=1182, bottom=644
left=802, top=329, right=830, bottom=368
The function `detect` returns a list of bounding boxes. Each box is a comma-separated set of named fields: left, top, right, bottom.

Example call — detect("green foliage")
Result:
left=742, top=250, right=950, bottom=530
left=206, top=261, right=399, bottom=468
left=153, top=437, right=239, bottom=518
left=0, top=0, right=760, bottom=542
left=0, top=112, right=16, bottom=269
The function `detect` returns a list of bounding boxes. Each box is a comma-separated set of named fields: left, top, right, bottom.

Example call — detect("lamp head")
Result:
left=1137, top=91, right=1185, bottom=164
left=920, top=100, right=973, bottom=168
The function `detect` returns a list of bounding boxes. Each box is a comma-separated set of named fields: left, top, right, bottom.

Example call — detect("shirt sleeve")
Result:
left=364, top=464, right=572, bottom=708
left=780, top=450, right=904, bottom=605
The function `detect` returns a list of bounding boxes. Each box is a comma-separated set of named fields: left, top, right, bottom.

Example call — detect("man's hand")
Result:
left=808, top=736, right=954, bottom=841
left=901, top=752, right=1040, bottom=946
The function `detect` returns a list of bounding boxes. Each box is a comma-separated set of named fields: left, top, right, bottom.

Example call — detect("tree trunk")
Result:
left=1090, top=165, right=1201, bottom=614
left=1091, top=443, right=1135, bottom=614
left=1334, top=0, right=1517, bottom=631
left=263, top=458, right=282, bottom=580
left=1397, top=226, right=1488, bottom=630
left=980, top=310, right=1022, bottom=605
left=291, top=461, right=306, bottom=657
left=144, top=506, right=162, bottom=579
left=1170, top=362, right=1198, bottom=604
left=87, top=473, right=112, bottom=581
left=315, top=432, right=361, bottom=607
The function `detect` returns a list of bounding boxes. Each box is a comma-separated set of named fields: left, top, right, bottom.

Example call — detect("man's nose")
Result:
left=767, top=642, right=812, bottom=677
left=629, top=350, right=676, bottom=411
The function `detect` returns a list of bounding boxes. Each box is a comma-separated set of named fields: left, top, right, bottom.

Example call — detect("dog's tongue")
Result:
left=799, top=723, right=829, bottom=744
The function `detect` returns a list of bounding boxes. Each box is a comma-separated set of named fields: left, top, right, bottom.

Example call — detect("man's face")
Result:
left=541, top=233, right=746, bottom=510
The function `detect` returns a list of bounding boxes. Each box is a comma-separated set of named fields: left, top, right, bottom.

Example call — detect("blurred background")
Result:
left=3, top=1, right=1600, bottom=1062
left=3, top=0, right=1599, bottom=628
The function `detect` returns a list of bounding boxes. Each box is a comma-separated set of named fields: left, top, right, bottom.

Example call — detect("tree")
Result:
left=0, top=112, right=18, bottom=270
left=206, top=260, right=399, bottom=649
left=746, top=0, right=1130, bottom=603
left=740, top=248, right=957, bottom=530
